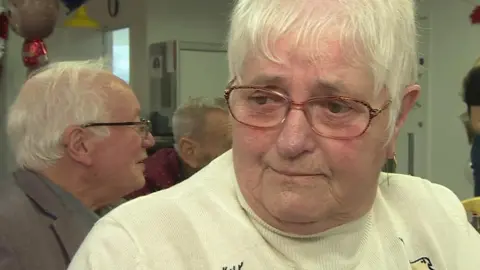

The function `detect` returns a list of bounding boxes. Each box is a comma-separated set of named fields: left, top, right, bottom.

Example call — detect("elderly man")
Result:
left=69, top=1, right=480, bottom=269
left=0, top=60, right=153, bottom=270
left=127, top=97, right=231, bottom=198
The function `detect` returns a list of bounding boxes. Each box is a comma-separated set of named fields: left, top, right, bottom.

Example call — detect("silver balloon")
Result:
left=6, top=0, right=59, bottom=40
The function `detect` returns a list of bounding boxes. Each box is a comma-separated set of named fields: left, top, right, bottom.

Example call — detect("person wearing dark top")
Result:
left=463, top=65, right=480, bottom=196
left=125, top=148, right=183, bottom=198
left=127, top=97, right=232, bottom=199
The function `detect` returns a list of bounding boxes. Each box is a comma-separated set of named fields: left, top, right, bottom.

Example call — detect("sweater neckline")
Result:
left=233, top=175, right=374, bottom=268
left=234, top=180, right=372, bottom=239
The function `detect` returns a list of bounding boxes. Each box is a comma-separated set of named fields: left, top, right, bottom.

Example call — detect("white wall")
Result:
left=0, top=32, right=25, bottom=178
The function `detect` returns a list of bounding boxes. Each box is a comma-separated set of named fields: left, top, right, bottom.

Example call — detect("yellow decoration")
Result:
left=64, top=6, right=100, bottom=29
left=462, top=197, right=480, bottom=215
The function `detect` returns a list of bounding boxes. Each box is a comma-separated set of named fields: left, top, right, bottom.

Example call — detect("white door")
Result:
left=394, top=5, right=431, bottom=178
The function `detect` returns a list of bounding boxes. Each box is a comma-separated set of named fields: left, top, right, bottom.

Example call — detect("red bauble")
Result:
left=22, top=39, right=49, bottom=69
left=471, top=6, right=480, bottom=24
left=0, top=11, right=8, bottom=40
left=0, top=11, right=8, bottom=63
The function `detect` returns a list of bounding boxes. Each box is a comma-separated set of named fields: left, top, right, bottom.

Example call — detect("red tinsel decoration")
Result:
left=22, top=39, right=48, bottom=69
left=0, top=11, right=8, bottom=64
left=471, top=6, right=480, bottom=24
left=0, top=11, right=8, bottom=40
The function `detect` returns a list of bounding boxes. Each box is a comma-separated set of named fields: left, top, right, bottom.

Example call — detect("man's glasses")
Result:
left=224, top=80, right=391, bottom=139
left=81, top=118, right=152, bottom=139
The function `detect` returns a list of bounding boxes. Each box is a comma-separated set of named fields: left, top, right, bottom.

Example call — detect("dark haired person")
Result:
left=464, top=65, right=480, bottom=196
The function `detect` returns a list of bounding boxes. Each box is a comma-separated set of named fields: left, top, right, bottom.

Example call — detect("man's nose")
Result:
left=142, top=132, right=155, bottom=148
left=275, top=109, right=316, bottom=159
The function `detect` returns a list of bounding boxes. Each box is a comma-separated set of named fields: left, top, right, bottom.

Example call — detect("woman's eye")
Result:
left=249, top=95, right=269, bottom=105
left=326, top=101, right=351, bottom=114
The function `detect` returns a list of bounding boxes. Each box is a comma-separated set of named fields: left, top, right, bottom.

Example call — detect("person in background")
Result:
left=127, top=97, right=232, bottom=199
left=69, top=0, right=480, bottom=269
left=0, top=60, right=154, bottom=270
left=464, top=64, right=480, bottom=196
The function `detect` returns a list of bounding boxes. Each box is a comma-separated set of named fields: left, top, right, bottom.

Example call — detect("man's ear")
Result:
left=177, top=137, right=199, bottom=169
left=62, top=126, right=95, bottom=166
left=385, top=84, right=420, bottom=158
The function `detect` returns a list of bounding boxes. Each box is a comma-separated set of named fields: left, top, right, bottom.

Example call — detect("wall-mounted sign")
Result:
left=107, top=0, right=119, bottom=18
left=150, top=55, right=164, bottom=78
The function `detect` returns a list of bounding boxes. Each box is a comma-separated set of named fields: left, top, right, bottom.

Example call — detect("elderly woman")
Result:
left=68, top=0, right=480, bottom=269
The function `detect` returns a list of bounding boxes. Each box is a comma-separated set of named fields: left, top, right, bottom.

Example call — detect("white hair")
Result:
left=172, top=97, right=228, bottom=144
left=7, top=59, right=113, bottom=171
left=227, top=0, right=418, bottom=138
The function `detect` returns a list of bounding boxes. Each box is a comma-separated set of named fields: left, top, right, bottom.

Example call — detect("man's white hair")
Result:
left=7, top=59, right=113, bottom=171
left=227, top=0, right=418, bottom=138
left=172, top=97, right=228, bottom=144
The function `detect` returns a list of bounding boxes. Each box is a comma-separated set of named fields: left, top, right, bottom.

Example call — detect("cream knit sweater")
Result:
left=69, top=151, right=480, bottom=270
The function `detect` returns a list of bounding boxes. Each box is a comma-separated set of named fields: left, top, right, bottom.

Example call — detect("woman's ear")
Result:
left=395, top=85, right=420, bottom=131
left=385, top=84, right=420, bottom=160
left=389, top=85, right=420, bottom=143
